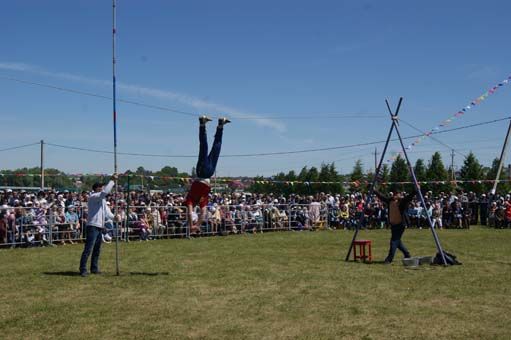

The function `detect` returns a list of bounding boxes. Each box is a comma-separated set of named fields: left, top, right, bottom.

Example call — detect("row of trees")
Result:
left=250, top=152, right=511, bottom=195
left=0, top=166, right=191, bottom=192
left=0, top=152, right=509, bottom=195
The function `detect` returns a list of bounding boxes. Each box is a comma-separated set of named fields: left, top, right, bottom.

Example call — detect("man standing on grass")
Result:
left=79, top=173, right=117, bottom=277
left=185, top=116, right=230, bottom=234
left=374, top=188, right=417, bottom=264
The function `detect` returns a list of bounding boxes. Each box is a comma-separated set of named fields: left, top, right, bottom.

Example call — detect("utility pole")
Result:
left=451, top=149, right=455, bottom=182
left=374, top=148, right=378, bottom=173
left=40, top=140, right=45, bottom=190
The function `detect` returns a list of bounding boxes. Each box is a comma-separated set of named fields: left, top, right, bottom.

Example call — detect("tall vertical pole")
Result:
left=374, top=148, right=378, bottom=172
left=491, top=119, right=511, bottom=194
left=112, top=0, right=120, bottom=276
left=451, top=149, right=455, bottom=182
left=40, top=140, right=45, bottom=190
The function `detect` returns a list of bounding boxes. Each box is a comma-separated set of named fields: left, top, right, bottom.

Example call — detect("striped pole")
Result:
left=112, top=0, right=120, bottom=276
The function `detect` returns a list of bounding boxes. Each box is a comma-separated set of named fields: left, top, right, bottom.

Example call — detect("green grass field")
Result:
left=0, top=227, right=510, bottom=339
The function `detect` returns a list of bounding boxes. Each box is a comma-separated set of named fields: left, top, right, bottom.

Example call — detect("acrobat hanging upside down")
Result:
left=185, top=115, right=230, bottom=234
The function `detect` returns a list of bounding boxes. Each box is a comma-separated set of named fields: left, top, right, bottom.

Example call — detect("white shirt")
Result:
left=87, top=181, right=114, bottom=228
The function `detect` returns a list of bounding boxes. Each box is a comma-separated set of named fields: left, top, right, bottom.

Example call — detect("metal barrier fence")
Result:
left=0, top=203, right=333, bottom=247
left=0, top=204, right=193, bottom=247
left=0, top=201, right=488, bottom=248
left=288, top=204, right=330, bottom=231
left=124, top=205, right=189, bottom=240
left=0, top=205, right=87, bottom=248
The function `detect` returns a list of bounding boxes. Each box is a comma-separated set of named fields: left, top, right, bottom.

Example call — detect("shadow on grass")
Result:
left=43, top=271, right=82, bottom=277
left=363, top=260, right=388, bottom=265
left=347, top=260, right=388, bottom=265
left=129, top=272, right=170, bottom=276
left=43, top=271, right=170, bottom=277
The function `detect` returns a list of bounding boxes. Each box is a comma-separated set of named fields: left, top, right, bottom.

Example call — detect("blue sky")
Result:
left=1, top=0, right=510, bottom=177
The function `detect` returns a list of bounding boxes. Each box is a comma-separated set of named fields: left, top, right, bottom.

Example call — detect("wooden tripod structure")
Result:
left=345, top=98, right=448, bottom=266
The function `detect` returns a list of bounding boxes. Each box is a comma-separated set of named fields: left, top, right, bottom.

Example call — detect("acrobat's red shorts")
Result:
left=185, top=180, right=211, bottom=208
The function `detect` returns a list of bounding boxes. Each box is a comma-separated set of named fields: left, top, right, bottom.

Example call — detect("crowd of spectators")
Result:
left=1, top=187, right=510, bottom=247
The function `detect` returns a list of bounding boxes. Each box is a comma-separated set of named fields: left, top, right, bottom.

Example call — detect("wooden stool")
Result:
left=353, top=239, right=372, bottom=262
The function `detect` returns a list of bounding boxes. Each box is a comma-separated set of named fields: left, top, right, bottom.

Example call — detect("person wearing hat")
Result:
left=185, top=115, right=230, bottom=234
left=374, top=187, right=417, bottom=264
left=65, top=205, right=80, bottom=241
left=79, top=173, right=117, bottom=277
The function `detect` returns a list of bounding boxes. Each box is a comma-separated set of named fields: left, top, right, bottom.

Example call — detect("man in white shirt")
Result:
left=79, top=174, right=117, bottom=277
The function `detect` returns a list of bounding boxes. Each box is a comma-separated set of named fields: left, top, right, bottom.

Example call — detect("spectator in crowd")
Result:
left=0, top=211, right=7, bottom=244
left=462, top=200, right=472, bottom=229
left=208, top=204, right=222, bottom=235
left=155, top=206, right=167, bottom=236
left=442, top=200, right=452, bottom=229
left=65, top=205, right=81, bottom=242
left=505, top=199, right=511, bottom=228
left=339, top=203, right=350, bottom=230
left=488, top=202, right=497, bottom=227
left=137, top=208, right=152, bottom=241
left=1, top=180, right=511, bottom=247
left=432, top=202, right=443, bottom=229
left=469, top=192, right=479, bottom=225
left=480, top=194, right=489, bottom=225
left=55, top=206, right=68, bottom=244
left=102, top=202, right=115, bottom=243
left=452, top=200, right=464, bottom=228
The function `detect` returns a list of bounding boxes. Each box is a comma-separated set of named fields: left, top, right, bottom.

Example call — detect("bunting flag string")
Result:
left=0, top=172, right=509, bottom=187
left=387, top=74, right=511, bottom=163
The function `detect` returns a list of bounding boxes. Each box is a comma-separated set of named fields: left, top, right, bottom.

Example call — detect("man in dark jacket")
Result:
left=374, top=188, right=417, bottom=263
left=479, top=194, right=489, bottom=225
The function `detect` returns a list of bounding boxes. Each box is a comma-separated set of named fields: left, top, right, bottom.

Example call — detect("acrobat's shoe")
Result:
left=199, top=115, right=212, bottom=124
left=218, top=117, right=231, bottom=126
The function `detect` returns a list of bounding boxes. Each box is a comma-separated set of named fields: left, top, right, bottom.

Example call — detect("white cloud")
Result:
left=0, top=62, right=39, bottom=72
left=116, top=82, right=286, bottom=131
left=0, top=61, right=286, bottom=132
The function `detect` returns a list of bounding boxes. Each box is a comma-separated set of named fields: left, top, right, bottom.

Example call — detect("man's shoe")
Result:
left=80, top=271, right=89, bottom=277
left=91, top=271, right=102, bottom=275
left=218, top=117, right=231, bottom=126
left=199, top=115, right=212, bottom=125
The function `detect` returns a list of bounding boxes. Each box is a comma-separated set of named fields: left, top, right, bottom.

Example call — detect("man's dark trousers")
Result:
left=196, top=125, right=223, bottom=179
left=386, top=223, right=410, bottom=263
left=79, top=225, right=103, bottom=274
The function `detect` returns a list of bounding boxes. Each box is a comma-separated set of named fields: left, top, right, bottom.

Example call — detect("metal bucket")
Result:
left=402, top=257, right=419, bottom=268
left=418, top=256, right=433, bottom=265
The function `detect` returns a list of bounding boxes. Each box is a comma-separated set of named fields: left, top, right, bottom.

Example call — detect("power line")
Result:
left=45, top=143, right=197, bottom=158
left=399, top=118, right=468, bottom=158
left=0, top=75, right=198, bottom=117
left=45, top=116, right=510, bottom=158
left=0, top=142, right=40, bottom=152
left=234, top=114, right=386, bottom=120
left=0, top=75, right=387, bottom=120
